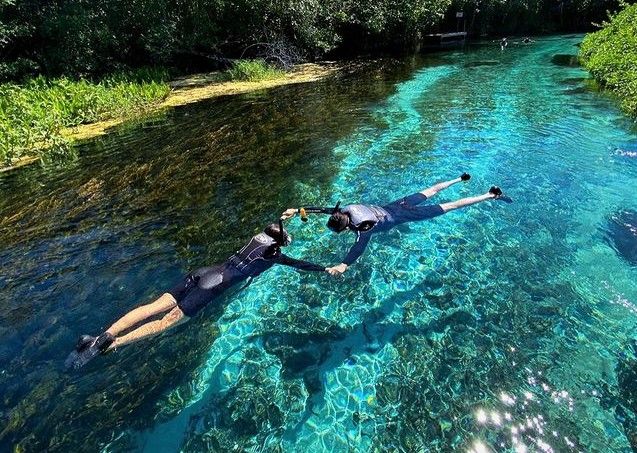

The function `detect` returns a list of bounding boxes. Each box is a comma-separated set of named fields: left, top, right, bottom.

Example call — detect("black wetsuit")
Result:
left=306, top=192, right=444, bottom=266
left=168, top=233, right=324, bottom=317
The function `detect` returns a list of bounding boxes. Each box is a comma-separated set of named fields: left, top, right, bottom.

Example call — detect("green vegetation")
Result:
left=226, top=60, right=285, bottom=82
left=0, top=1, right=620, bottom=82
left=0, top=68, right=170, bottom=165
left=0, top=59, right=293, bottom=165
left=0, top=0, right=626, bottom=165
left=580, top=2, right=637, bottom=116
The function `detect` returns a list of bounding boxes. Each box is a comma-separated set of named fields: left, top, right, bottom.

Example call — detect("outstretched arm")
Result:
left=277, top=254, right=327, bottom=272
left=439, top=191, right=496, bottom=213
left=421, top=173, right=469, bottom=198
left=326, top=231, right=372, bottom=276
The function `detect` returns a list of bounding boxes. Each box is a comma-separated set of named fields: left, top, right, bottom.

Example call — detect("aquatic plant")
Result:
left=225, top=59, right=285, bottom=82
left=580, top=2, right=637, bottom=117
left=0, top=68, right=170, bottom=165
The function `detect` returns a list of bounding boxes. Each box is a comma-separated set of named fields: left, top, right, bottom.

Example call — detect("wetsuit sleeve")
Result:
left=277, top=254, right=326, bottom=272
left=302, top=206, right=333, bottom=214
left=342, top=231, right=372, bottom=265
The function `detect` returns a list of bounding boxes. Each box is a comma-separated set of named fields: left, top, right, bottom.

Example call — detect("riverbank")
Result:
left=0, top=62, right=341, bottom=173
left=63, top=63, right=340, bottom=142
left=0, top=68, right=171, bottom=170
left=579, top=3, right=637, bottom=118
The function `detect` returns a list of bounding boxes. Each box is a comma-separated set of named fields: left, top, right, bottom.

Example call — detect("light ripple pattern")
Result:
left=1, top=35, right=636, bottom=452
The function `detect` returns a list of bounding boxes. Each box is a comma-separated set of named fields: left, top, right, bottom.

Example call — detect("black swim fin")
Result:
left=65, top=333, right=114, bottom=370
left=489, top=186, right=513, bottom=203
left=76, top=334, right=95, bottom=352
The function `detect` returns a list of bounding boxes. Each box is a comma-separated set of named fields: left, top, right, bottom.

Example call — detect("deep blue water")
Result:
left=1, top=35, right=637, bottom=452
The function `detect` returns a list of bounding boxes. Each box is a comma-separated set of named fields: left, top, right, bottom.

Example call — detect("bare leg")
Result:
left=421, top=177, right=463, bottom=198
left=105, top=293, right=177, bottom=336
left=108, top=306, right=186, bottom=350
left=439, top=192, right=496, bottom=213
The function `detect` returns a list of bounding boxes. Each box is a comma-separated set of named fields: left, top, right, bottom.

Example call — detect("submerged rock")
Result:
left=606, top=210, right=637, bottom=266
left=552, top=54, right=580, bottom=67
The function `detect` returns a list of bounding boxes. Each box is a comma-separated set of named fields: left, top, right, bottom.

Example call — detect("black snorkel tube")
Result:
left=332, top=201, right=341, bottom=214
left=278, top=218, right=288, bottom=246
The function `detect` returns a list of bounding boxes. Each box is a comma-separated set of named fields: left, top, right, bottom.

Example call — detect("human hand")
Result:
left=326, top=263, right=348, bottom=276
left=281, top=208, right=298, bottom=220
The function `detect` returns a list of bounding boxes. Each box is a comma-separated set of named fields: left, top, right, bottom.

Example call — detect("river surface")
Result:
left=1, top=35, right=637, bottom=452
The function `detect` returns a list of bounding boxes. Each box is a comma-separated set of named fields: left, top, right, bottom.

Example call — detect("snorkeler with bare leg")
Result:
left=65, top=221, right=327, bottom=369
left=281, top=173, right=511, bottom=276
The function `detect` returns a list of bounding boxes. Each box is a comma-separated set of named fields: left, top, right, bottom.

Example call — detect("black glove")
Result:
left=460, top=172, right=471, bottom=181
left=489, top=186, right=502, bottom=197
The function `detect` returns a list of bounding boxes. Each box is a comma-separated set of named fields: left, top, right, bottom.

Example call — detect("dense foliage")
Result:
left=0, top=0, right=624, bottom=81
left=580, top=2, right=637, bottom=116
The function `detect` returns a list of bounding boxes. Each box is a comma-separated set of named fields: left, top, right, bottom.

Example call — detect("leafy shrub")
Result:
left=580, top=2, right=637, bottom=116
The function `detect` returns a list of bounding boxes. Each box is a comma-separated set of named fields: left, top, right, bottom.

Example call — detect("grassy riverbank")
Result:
left=0, top=60, right=293, bottom=169
left=579, top=3, right=637, bottom=117
left=0, top=68, right=171, bottom=165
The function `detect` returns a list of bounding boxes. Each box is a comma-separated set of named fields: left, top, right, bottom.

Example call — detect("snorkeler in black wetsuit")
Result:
left=282, top=174, right=510, bottom=276
left=65, top=221, right=326, bottom=369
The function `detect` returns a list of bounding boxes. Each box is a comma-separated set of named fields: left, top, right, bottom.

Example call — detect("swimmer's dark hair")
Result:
left=264, top=223, right=291, bottom=245
left=327, top=211, right=349, bottom=233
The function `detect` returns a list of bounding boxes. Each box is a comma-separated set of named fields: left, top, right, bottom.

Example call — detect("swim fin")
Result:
left=65, top=332, right=114, bottom=370
left=489, top=186, right=513, bottom=203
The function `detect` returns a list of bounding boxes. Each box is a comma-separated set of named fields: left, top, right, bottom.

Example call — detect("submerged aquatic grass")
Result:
left=0, top=68, right=170, bottom=165
left=225, top=59, right=285, bottom=82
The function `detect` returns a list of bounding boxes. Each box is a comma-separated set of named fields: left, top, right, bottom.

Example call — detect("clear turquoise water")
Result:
left=1, top=36, right=637, bottom=451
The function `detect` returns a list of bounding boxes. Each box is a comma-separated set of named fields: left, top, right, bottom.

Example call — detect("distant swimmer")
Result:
left=282, top=174, right=511, bottom=276
left=65, top=221, right=326, bottom=369
left=616, top=148, right=637, bottom=158
left=522, top=37, right=535, bottom=44
left=500, top=37, right=508, bottom=50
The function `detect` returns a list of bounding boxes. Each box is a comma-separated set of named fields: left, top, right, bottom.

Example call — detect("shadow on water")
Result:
left=604, top=210, right=637, bottom=266
left=0, top=57, right=439, bottom=451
